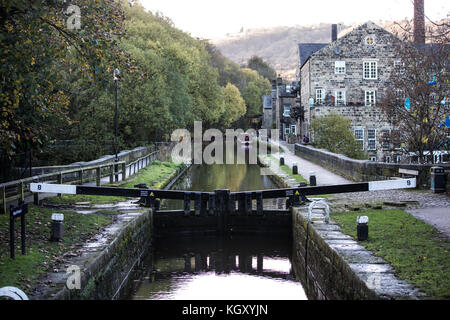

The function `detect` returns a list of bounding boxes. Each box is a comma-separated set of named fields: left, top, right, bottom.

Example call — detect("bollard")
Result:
left=280, top=157, right=285, bottom=166
left=357, top=216, right=369, bottom=241
left=50, top=213, right=64, bottom=242
left=292, top=162, right=298, bottom=175
left=309, top=171, right=317, bottom=186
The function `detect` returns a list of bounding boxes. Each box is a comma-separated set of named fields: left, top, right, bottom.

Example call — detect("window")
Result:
left=369, top=156, right=377, bottom=162
left=283, top=105, right=291, bottom=117
left=395, top=155, right=402, bottom=163
left=392, top=130, right=402, bottom=150
left=335, top=61, right=346, bottom=74
left=315, top=89, right=324, bottom=104
left=335, top=90, right=346, bottom=106
left=394, top=60, right=405, bottom=74
left=365, top=90, right=376, bottom=106
left=284, top=126, right=290, bottom=136
left=364, top=35, right=376, bottom=46
left=291, top=125, right=297, bottom=135
left=368, top=129, right=376, bottom=150
left=354, top=129, right=364, bottom=150
left=363, top=61, right=377, bottom=79
left=385, top=156, right=391, bottom=163
left=381, top=130, right=390, bottom=149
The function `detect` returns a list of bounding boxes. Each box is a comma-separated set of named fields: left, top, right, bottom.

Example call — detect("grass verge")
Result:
left=0, top=205, right=113, bottom=290
left=45, top=160, right=184, bottom=205
left=332, top=209, right=450, bottom=298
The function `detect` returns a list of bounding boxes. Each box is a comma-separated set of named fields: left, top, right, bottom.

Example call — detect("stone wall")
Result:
left=292, top=207, right=422, bottom=299
left=299, top=22, right=403, bottom=161
left=295, top=143, right=450, bottom=189
left=313, top=106, right=394, bottom=161
left=39, top=209, right=154, bottom=300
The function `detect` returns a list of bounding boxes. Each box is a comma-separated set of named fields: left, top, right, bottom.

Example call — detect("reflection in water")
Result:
left=130, top=142, right=304, bottom=300
left=162, top=145, right=283, bottom=210
left=132, top=236, right=307, bottom=300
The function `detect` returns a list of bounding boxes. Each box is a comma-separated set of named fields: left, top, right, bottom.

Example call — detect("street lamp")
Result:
left=113, top=68, right=120, bottom=182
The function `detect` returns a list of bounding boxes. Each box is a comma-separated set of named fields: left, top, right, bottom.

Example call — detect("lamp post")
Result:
left=113, top=68, right=120, bottom=182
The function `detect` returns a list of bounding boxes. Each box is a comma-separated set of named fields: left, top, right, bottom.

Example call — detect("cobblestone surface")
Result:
left=331, top=189, right=450, bottom=209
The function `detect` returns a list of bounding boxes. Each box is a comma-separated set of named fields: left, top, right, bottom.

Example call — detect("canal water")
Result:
left=130, top=144, right=307, bottom=300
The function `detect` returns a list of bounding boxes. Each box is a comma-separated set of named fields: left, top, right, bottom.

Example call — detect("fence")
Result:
left=0, top=143, right=174, bottom=214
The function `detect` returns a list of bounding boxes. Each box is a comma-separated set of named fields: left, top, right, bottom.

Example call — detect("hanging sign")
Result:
left=404, top=97, right=411, bottom=111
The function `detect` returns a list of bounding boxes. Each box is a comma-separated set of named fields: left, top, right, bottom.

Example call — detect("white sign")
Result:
left=30, top=183, right=77, bottom=195
left=368, top=178, right=416, bottom=191
left=357, top=216, right=369, bottom=224
left=52, top=214, right=64, bottom=222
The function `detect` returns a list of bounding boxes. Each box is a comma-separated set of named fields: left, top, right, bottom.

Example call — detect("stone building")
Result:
left=297, top=21, right=405, bottom=162
left=261, top=94, right=273, bottom=130
left=271, top=77, right=299, bottom=142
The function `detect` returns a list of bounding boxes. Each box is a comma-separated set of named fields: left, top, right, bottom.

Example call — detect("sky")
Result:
left=139, top=0, right=449, bottom=40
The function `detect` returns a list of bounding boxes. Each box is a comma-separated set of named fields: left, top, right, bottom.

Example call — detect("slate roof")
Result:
left=298, top=43, right=328, bottom=68
left=263, top=95, right=272, bottom=109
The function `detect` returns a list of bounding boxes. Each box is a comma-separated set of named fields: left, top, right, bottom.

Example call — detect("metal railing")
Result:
left=1, top=149, right=162, bottom=214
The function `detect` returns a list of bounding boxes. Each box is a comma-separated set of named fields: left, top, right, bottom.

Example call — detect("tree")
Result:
left=247, top=56, right=276, bottom=81
left=240, top=68, right=271, bottom=118
left=221, top=83, right=246, bottom=127
left=311, top=113, right=366, bottom=160
left=380, top=20, right=449, bottom=164
left=0, top=0, right=130, bottom=155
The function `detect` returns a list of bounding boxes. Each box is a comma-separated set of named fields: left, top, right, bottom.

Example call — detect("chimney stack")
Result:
left=414, top=0, right=425, bottom=44
left=331, top=24, right=338, bottom=42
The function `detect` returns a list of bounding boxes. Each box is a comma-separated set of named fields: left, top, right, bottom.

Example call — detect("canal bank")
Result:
left=27, top=162, right=189, bottom=300
left=129, top=145, right=307, bottom=300
left=25, top=140, right=431, bottom=300
left=259, top=151, right=426, bottom=299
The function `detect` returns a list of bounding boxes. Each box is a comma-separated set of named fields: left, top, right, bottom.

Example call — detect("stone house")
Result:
left=297, top=21, right=406, bottom=163
left=271, top=77, right=299, bottom=142
left=261, top=94, right=273, bottom=130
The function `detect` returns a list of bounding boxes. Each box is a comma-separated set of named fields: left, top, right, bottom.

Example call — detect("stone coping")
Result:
left=294, top=207, right=425, bottom=299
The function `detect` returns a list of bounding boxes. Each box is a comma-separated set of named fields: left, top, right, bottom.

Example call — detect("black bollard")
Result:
left=357, top=216, right=369, bottom=241
left=280, top=157, right=285, bottom=166
left=309, top=172, right=317, bottom=186
left=292, top=163, right=298, bottom=175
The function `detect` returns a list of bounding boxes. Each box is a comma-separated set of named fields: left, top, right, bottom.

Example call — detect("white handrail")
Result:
left=308, top=200, right=330, bottom=224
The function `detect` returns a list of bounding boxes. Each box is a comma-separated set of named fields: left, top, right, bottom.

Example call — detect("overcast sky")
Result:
left=139, top=0, right=449, bottom=39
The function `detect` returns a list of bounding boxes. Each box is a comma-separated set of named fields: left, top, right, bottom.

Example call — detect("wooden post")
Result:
left=215, top=189, right=230, bottom=235
left=96, top=167, right=101, bottom=186
left=1, top=186, right=6, bottom=214
left=194, top=192, right=201, bottom=216
left=184, top=192, right=191, bottom=217
left=245, top=192, right=252, bottom=215
left=10, top=209, right=15, bottom=259
left=79, top=169, right=83, bottom=185
left=238, top=193, right=245, bottom=215
left=229, top=193, right=236, bottom=215
left=34, top=192, right=39, bottom=206
left=121, top=163, right=126, bottom=181
left=257, top=254, right=263, bottom=273
left=110, top=165, right=114, bottom=184
left=19, top=182, right=24, bottom=202
left=208, top=193, right=215, bottom=216
left=57, top=173, right=62, bottom=198
left=256, top=192, right=263, bottom=216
